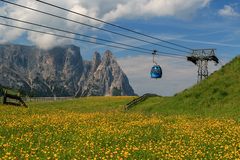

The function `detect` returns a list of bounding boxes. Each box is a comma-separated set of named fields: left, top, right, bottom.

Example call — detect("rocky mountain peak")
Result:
left=0, top=44, right=135, bottom=97
left=93, top=51, right=101, bottom=62
left=92, top=52, right=101, bottom=72
left=103, top=50, right=113, bottom=57
left=102, top=50, right=118, bottom=67
left=82, top=50, right=135, bottom=96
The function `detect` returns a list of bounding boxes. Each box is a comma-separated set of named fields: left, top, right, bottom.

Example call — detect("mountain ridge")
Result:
left=0, top=44, right=135, bottom=97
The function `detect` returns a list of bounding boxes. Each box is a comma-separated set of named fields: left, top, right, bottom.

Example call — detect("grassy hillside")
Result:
left=131, top=56, right=240, bottom=119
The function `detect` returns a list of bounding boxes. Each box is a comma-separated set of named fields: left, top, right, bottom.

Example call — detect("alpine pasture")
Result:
left=0, top=57, right=240, bottom=159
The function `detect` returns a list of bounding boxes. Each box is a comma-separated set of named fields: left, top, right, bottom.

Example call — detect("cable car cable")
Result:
left=0, top=23, right=150, bottom=53
left=0, top=0, right=191, bottom=54
left=35, top=0, right=193, bottom=51
left=0, top=16, right=187, bottom=58
left=0, top=22, right=187, bottom=59
left=0, top=16, right=154, bottom=53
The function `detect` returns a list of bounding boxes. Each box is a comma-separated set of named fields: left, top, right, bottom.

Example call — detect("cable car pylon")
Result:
left=187, top=49, right=219, bottom=83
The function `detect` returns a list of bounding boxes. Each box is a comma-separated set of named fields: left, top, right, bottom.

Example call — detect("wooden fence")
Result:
left=24, top=97, right=76, bottom=102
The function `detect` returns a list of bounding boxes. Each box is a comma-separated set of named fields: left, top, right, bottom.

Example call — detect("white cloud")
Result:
left=27, top=32, right=71, bottom=50
left=103, top=0, right=211, bottom=21
left=118, top=55, right=220, bottom=96
left=0, top=25, right=23, bottom=43
left=218, top=5, right=240, bottom=17
left=0, top=0, right=211, bottom=49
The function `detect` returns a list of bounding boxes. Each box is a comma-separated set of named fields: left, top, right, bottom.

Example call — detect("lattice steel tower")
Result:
left=187, top=49, right=219, bottom=82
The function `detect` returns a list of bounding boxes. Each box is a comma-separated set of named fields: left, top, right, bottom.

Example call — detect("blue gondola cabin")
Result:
left=150, top=65, right=162, bottom=79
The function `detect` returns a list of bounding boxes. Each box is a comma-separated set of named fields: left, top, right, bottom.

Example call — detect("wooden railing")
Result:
left=124, top=93, right=159, bottom=110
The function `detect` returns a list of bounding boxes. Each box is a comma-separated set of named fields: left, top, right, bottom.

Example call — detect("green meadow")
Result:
left=0, top=57, right=239, bottom=159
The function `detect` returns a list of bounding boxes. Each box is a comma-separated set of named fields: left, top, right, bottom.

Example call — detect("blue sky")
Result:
left=0, top=0, right=240, bottom=95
